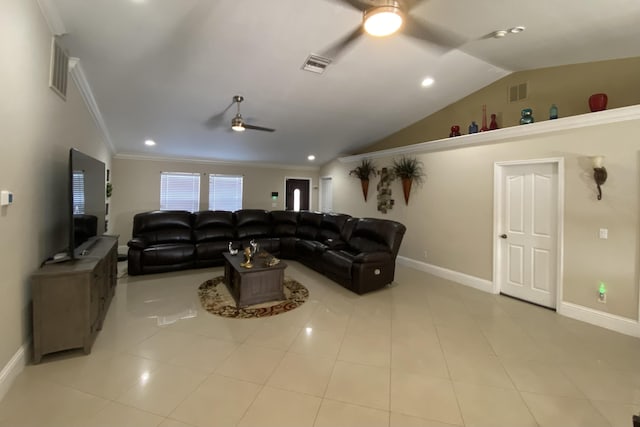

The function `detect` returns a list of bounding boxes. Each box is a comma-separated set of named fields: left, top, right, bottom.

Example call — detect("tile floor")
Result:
left=2, top=262, right=640, bottom=426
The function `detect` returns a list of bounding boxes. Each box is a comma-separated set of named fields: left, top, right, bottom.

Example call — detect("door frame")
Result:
left=319, top=176, right=333, bottom=213
left=284, top=176, right=313, bottom=211
left=492, top=158, right=565, bottom=309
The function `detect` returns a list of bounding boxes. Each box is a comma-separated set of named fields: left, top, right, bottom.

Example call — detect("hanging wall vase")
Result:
left=589, top=93, right=608, bottom=112
left=349, top=159, right=377, bottom=202
left=360, top=179, right=370, bottom=201
left=401, top=178, right=412, bottom=205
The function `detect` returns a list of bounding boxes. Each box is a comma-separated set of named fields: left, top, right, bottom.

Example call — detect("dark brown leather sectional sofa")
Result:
left=127, top=209, right=406, bottom=294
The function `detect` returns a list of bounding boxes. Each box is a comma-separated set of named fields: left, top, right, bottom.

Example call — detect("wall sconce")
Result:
left=591, top=156, right=607, bottom=200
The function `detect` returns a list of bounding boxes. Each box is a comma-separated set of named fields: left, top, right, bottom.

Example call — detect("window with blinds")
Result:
left=209, top=174, right=243, bottom=211
left=160, top=172, right=200, bottom=212
left=72, top=170, right=85, bottom=214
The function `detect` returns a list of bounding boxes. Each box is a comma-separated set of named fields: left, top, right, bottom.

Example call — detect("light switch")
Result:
left=0, top=190, right=13, bottom=206
left=599, top=228, right=608, bottom=239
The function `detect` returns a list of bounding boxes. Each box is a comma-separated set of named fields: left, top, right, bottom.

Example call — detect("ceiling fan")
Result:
left=229, top=95, right=275, bottom=133
left=322, top=0, right=466, bottom=59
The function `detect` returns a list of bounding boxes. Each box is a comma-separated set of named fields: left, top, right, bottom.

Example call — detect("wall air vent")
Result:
left=301, top=54, right=332, bottom=74
left=49, top=37, right=69, bottom=100
left=508, top=82, right=528, bottom=103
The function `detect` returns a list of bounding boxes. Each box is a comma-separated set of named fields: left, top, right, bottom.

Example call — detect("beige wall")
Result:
left=363, top=56, right=640, bottom=153
left=322, top=118, right=639, bottom=319
left=0, top=0, right=111, bottom=372
left=110, top=157, right=319, bottom=246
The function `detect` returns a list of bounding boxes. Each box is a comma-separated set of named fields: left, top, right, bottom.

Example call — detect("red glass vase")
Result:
left=589, top=93, right=608, bottom=112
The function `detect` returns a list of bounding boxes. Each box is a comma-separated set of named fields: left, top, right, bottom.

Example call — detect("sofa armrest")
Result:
left=127, top=237, right=148, bottom=250
left=353, top=251, right=391, bottom=263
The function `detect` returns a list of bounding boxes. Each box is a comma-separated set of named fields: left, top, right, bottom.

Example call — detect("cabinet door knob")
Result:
left=500, top=234, right=508, bottom=239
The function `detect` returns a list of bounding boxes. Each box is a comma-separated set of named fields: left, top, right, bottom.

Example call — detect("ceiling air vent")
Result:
left=49, top=37, right=69, bottom=100
left=301, top=54, right=331, bottom=74
left=508, top=82, right=528, bottom=103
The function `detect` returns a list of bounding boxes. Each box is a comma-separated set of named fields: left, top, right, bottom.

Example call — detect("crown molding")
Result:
left=36, top=0, right=67, bottom=35
left=339, top=104, right=640, bottom=163
left=113, top=153, right=321, bottom=171
left=68, top=58, right=115, bottom=154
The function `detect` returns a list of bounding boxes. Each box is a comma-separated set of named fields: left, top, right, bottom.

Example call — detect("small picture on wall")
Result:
left=106, top=169, right=110, bottom=182
left=105, top=203, right=109, bottom=216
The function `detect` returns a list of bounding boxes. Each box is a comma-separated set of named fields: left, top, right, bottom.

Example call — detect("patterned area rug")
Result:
left=198, top=276, right=309, bottom=319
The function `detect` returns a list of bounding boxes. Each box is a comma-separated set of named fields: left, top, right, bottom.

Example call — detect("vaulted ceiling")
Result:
left=49, top=0, right=640, bottom=166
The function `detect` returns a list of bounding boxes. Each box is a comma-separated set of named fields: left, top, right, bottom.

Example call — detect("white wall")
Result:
left=0, top=0, right=110, bottom=387
left=110, top=157, right=319, bottom=246
left=321, top=118, right=640, bottom=320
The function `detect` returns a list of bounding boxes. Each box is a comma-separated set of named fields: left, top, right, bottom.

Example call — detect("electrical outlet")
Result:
left=599, top=228, right=608, bottom=239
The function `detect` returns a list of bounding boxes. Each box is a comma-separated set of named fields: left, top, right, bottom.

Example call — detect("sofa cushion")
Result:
left=271, top=210, right=299, bottom=237
left=141, top=243, right=195, bottom=266
left=296, top=211, right=323, bottom=240
left=322, top=250, right=354, bottom=279
left=347, top=218, right=406, bottom=255
left=235, top=209, right=271, bottom=239
left=195, top=240, right=230, bottom=262
left=317, top=213, right=351, bottom=242
left=193, top=211, right=235, bottom=243
left=132, top=211, right=193, bottom=245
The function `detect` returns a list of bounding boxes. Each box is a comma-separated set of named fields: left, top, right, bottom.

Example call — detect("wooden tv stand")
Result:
left=31, top=235, right=118, bottom=363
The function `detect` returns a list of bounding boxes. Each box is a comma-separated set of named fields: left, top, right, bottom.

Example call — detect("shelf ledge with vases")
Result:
left=338, top=104, right=640, bottom=163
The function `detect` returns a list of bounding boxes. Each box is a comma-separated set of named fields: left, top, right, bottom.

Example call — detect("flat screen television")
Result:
left=69, top=148, right=106, bottom=258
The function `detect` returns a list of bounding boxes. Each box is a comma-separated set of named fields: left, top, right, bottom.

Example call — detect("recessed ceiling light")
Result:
left=307, top=155, right=316, bottom=161
left=421, top=77, right=434, bottom=87
left=509, top=26, right=526, bottom=33
left=493, top=30, right=508, bottom=38
left=144, top=139, right=156, bottom=146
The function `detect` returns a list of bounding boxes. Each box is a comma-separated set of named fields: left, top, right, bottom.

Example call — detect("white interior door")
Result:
left=496, top=161, right=560, bottom=308
left=320, top=177, right=332, bottom=213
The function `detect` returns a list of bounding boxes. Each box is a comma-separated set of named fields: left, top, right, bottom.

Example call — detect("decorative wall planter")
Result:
left=349, top=159, right=378, bottom=202
left=401, top=178, right=412, bottom=205
left=360, top=179, right=370, bottom=201
left=391, top=156, right=425, bottom=205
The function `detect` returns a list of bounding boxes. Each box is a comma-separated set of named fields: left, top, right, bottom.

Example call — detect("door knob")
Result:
left=500, top=234, right=508, bottom=239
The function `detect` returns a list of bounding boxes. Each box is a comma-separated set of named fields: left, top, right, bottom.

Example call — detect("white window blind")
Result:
left=72, top=170, right=85, bottom=214
left=160, top=172, right=200, bottom=212
left=209, top=175, right=243, bottom=211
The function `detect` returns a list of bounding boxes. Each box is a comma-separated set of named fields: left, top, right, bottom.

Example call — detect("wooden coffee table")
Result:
left=222, top=251, right=287, bottom=307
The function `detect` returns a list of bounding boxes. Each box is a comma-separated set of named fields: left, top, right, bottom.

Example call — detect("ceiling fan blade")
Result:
left=402, top=0, right=430, bottom=12
left=403, top=15, right=467, bottom=51
left=243, top=123, right=275, bottom=132
left=331, top=0, right=371, bottom=12
left=204, top=100, right=235, bottom=129
left=321, top=26, right=364, bottom=60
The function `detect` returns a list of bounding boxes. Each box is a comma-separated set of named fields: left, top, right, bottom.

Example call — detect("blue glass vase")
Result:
left=520, top=108, right=534, bottom=125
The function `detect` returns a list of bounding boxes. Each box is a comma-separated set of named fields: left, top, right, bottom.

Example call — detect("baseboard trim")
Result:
left=397, top=257, right=640, bottom=337
left=0, top=343, right=29, bottom=401
left=397, top=256, right=494, bottom=294
left=558, top=302, right=640, bottom=338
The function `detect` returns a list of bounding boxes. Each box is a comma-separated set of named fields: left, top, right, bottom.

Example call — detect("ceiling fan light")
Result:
left=231, top=116, right=245, bottom=132
left=363, top=5, right=403, bottom=37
